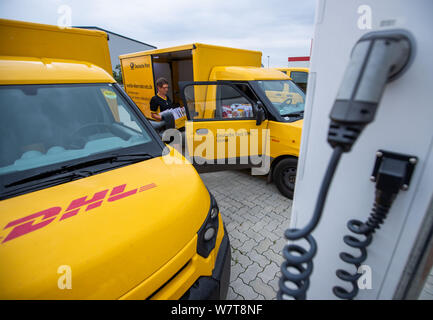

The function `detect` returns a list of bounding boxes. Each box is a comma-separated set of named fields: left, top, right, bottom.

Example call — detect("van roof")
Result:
left=0, top=56, right=114, bottom=85
left=210, top=66, right=291, bottom=81
left=0, top=19, right=112, bottom=75
left=276, top=67, right=310, bottom=73
left=0, top=18, right=109, bottom=39
left=119, top=43, right=261, bottom=59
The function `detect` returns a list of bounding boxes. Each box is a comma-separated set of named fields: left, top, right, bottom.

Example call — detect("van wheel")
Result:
left=273, top=158, right=298, bottom=200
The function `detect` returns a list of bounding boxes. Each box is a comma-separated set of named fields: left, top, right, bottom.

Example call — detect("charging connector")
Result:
left=328, top=30, right=414, bottom=151
left=333, top=151, right=417, bottom=299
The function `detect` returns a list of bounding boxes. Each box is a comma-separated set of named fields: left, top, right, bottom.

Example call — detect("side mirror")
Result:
left=256, top=102, right=266, bottom=126
left=161, top=112, right=175, bottom=129
left=150, top=112, right=175, bottom=133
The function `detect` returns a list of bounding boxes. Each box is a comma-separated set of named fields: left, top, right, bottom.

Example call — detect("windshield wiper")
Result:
left=281, top=111, right=304, bottom=117
left=4, top=153, right=154, bottom=188
left=4, top=171, right=92, bottom=191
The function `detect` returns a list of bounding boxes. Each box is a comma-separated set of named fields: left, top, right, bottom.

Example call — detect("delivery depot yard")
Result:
left=200, top=170, right=291, bottom=300
left=2, top=0, right=433, bottom=303
left=0, top=18, right=301, bottom=300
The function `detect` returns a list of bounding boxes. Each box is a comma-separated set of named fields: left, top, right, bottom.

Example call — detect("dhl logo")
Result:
left=1, top=183, right=156, bottom=244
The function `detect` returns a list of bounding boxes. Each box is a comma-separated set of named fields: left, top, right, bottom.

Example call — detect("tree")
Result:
left=112, top=64, right=123, bottom=84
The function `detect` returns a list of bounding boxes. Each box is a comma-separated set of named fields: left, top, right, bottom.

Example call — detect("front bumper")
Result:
left=181, top=228, right=231, bottom=300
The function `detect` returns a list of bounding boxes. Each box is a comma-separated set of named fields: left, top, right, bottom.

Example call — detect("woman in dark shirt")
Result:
left=150, top=77, right=173, bottom=120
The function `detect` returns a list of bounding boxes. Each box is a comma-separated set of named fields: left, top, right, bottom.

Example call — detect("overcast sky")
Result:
left=0, top=0, right=316, bottom=67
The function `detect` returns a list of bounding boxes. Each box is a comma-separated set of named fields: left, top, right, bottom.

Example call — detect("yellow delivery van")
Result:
left=0, top=19, right=230, bottom=300
left=121, top=44, right=306, bottom=198
left=276, top=67, right=309, bottom=93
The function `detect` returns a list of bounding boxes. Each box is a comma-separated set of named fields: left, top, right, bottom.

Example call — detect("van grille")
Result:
left=145, top=259, right=191, bottom=300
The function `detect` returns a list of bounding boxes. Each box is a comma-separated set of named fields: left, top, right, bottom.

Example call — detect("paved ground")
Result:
left=201, top=169, right=433, bottom=300
left=419, top=269, right=433, bottom=300
left=199, top=169, right=292, bottom=300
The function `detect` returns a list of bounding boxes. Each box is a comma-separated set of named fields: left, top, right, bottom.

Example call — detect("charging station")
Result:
left=279, top=0, right=433, bottom=299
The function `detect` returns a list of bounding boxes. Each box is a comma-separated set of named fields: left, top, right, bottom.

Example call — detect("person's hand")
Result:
left=151, top=112, right=162, bottom=121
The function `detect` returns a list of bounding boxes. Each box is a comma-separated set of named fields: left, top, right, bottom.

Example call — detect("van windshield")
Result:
left=290, top=71, right=308, bottom=93
left=256, top=80, right=305, bottom=118
left=0, top=84, right=158, bottom=179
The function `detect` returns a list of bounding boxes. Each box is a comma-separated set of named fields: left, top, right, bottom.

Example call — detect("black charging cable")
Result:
left=277, top=145, right=343, bottom=300
left=333, top=152, right=416, bottom=299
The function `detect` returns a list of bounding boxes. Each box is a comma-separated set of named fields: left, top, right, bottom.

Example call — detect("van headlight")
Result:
left=196, top=190, right=220, bottom=258
left=203, top=227, right=216, bottom=241
left=210, top=207, right=218, bottom=219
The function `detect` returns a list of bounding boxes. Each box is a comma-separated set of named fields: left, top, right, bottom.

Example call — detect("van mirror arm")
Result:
left=150, top=112, right=175, bottom=132
left=256, top=101, right=266, bottom=126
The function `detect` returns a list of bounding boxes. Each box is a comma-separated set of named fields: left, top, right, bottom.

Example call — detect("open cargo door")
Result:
left=120, top=55, right=155, bottom=119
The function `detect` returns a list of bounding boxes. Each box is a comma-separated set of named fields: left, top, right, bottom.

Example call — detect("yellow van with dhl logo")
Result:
left=0, top=19, right=230, bottom=300
left=121, top=44, right=306, bottom=199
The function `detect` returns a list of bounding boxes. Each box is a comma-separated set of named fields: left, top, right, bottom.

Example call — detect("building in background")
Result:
left=287, top=39, right=312, bottom=68
left=288, top=56, right=310, bottom=68
left=75, top=26, right=156, bottom=81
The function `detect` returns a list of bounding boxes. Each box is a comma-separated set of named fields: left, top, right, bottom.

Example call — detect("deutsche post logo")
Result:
left=129, top=62, right=146, bottom=70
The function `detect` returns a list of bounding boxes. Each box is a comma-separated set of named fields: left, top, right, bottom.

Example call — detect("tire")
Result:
left=273, top=158, right=298, bottom=200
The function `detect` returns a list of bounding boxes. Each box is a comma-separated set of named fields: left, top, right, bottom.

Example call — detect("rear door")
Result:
left=120, top=55, right=155, bottom=118
left=180, top=81, right=269, bottom=172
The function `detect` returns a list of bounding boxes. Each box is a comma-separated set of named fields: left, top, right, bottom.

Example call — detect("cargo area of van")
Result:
left=0, top=19, right=112, bottom=76
left=119, top=43, right=262, bottom=120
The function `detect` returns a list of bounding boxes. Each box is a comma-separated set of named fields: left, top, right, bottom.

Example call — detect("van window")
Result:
left=256, top=80, right=305, bottom=117
left=0, top=84, right=154, bottom=176
left=290, top=71, right=308, bottom=92
left=218, top=85, right=254, bottom=119
left=183, top=84, right=254, bottom=120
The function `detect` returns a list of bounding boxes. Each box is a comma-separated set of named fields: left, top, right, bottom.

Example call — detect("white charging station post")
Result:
left=289, top=0, right=433, bottom=299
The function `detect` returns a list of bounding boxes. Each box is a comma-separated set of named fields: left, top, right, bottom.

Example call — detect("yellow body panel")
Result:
left=121, top=214, right=225, bottom=300
left=186, top=120, right=269, bottom=161
left=190, top=43, right=262, bottom=82
left=119, top=44, right=196, bottom=59
left=209, top=66, right=290, bottom=81
left=0, top=19, right=112, bottom=75
left=268, top=120, right=303, bottom=159
left=0, top=147, right=219, bottom=299
left=0, top=57, right=114, bottom=85
left=275, top=67, right=310, bottom=77
left=185, top=119, right=302, bottom=163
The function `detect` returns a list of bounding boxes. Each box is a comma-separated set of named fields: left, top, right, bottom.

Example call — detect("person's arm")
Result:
left=149, top=97, right=162, bottom=121
left=150, top=112, right=162, bottom=121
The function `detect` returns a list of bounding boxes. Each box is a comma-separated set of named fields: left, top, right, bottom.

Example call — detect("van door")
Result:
left=120, top=55, right=155, bottom=119
left=180, top=81, right=269, bottom=172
